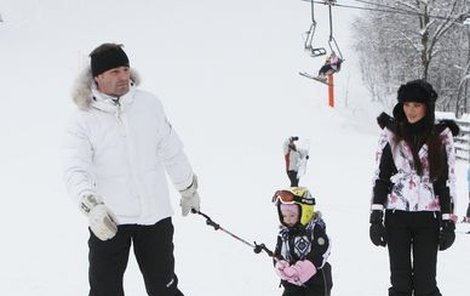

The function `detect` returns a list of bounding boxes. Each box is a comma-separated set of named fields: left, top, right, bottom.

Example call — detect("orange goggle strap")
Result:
left=272, top=190, right=315, bottom=206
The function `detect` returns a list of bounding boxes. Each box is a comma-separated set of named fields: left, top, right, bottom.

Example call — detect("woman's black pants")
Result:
left=385, top=211, right=441, bottom=296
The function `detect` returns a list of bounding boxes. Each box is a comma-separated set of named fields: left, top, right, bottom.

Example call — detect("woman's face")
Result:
left=403, top=102, right=427, bottom=124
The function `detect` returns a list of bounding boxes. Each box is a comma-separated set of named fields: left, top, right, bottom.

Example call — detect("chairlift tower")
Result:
left=299, top=0, right=343, bottom=108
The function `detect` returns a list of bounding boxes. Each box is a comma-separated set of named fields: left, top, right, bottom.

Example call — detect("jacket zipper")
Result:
left=113, top=100, right=146, bottom=217
left=114, top=100, right=126, bottom=138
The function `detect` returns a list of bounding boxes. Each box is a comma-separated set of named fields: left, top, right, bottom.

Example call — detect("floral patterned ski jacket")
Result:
left=371, top=113, right=459, bottom=219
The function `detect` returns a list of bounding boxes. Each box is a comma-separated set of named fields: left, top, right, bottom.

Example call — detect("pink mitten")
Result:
left=282, top=266, right=298, bottom=278
left=282, top=265, right=302, bottom=286
left=274, top=260, right=291, bottom=280
left=291, top=260, right=317, bottom=284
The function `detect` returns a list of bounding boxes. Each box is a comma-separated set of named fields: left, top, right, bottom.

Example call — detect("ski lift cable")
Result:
left=341, top=3, right=461, bottom=22
left=349, top=0, right=423, bottom=14
left=353, top=1, right=465, bottom=22
left=304, top=0, right=467, bottom=23
left=306, top=0, right=417, bottom=17
left=349, top=0, right=466, bottom=21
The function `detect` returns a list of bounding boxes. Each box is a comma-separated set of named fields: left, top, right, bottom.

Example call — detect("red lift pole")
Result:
left=327, top=74, right=334, bottom=107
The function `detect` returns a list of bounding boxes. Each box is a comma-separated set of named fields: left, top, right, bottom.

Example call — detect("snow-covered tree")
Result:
left=352, top=0, right=468, bottom=114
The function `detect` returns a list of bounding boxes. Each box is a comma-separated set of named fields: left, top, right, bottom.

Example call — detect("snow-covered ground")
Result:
left=1, top=1, right=469, bottom=295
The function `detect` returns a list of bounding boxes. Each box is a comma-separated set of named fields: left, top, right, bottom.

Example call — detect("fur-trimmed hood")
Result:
left=71, top=66, right=141, bottom=111
left=376, top=112, right=460, bottom=137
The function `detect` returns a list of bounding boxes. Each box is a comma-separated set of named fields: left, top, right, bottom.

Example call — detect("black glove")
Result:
left=438, top=220, right=455, bottom=251
left=464, top=204, right=470, bottom=222
left=369, top=210, right=386, bottom=247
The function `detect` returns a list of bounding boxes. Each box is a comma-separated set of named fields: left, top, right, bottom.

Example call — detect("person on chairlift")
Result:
left=317, top=52, right=342, bottom=82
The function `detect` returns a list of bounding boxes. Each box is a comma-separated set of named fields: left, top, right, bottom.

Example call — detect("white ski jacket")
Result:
left=283, top=139, right=308, bottom=172
left=63, top=68, right=194, bottom=225
left=282, top=139, right=301, bottom=171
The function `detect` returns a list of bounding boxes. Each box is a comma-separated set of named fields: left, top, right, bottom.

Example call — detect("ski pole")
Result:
left=191, top=209, right=276, bottom=259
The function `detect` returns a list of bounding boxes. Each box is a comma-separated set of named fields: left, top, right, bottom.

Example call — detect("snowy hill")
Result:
left=1, top=1, right=469, bottom=295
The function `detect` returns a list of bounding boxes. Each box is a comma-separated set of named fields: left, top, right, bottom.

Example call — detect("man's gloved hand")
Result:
left=290, top=136, right=299, bottom=142
left=80, top=194, right=118, bottom=241
left=179, top=174, right=201, bottom=216
left=439, top=219, right=455, bottom=251
left=369, top=210, right=387, bottom=247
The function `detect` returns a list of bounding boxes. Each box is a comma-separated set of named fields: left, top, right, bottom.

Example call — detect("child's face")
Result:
left=282, top=211, right=299, bottom=227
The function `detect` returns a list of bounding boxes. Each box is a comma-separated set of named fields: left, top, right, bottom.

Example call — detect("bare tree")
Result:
left=352, top=0, right=467, bottom=114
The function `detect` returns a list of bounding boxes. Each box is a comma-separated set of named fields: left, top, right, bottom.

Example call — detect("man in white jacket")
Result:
left=63, top=43, right=200, bottom=296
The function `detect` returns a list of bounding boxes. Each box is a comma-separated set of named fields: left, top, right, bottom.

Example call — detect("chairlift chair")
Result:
left=327, top=36, right=344, bottom=62
left=326, top=0, right=344, bottom=62
left=304, top=22, right=327, bottom=58
left=299, top=0, right=343, bottom=88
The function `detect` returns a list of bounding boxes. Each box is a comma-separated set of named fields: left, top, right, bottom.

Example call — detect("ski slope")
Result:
left=1, top=1, right=469, bottom=295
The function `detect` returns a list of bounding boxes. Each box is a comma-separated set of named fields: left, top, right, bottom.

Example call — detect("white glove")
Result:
left=179, top=175, right=201, bottom=216
left=80, top=194, right=118, bottom=241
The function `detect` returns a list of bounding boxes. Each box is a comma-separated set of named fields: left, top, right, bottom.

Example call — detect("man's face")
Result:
left=95, top=66, right=130, bottom=97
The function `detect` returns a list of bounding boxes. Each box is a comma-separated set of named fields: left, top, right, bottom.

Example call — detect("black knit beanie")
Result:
left=392, top=79, right=438, bottom=124
left=90, top=44, right=130, bottom=77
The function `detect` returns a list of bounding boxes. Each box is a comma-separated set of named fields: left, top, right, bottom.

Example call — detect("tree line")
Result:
left=352, top=0, right=469, bottom=116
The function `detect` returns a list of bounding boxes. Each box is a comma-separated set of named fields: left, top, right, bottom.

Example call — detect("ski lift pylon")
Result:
left=299, top=0, right=344, bottom=95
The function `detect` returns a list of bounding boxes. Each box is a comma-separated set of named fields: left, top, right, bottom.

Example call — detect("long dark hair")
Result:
left=426, top=133, right=445, bottom=181
left=395, top=121, right=445, bottom=181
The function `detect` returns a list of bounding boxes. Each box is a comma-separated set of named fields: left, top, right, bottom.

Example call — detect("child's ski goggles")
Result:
left=272, top=190, right=315, bottom=205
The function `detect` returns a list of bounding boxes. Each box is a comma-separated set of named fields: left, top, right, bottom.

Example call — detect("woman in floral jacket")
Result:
left=369, top=79, right=459, bottom=296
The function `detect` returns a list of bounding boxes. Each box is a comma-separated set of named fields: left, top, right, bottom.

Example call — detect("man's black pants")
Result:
left=88, top=217, right=184, bottom=296
left=287, top=170, right=299, bottom=187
